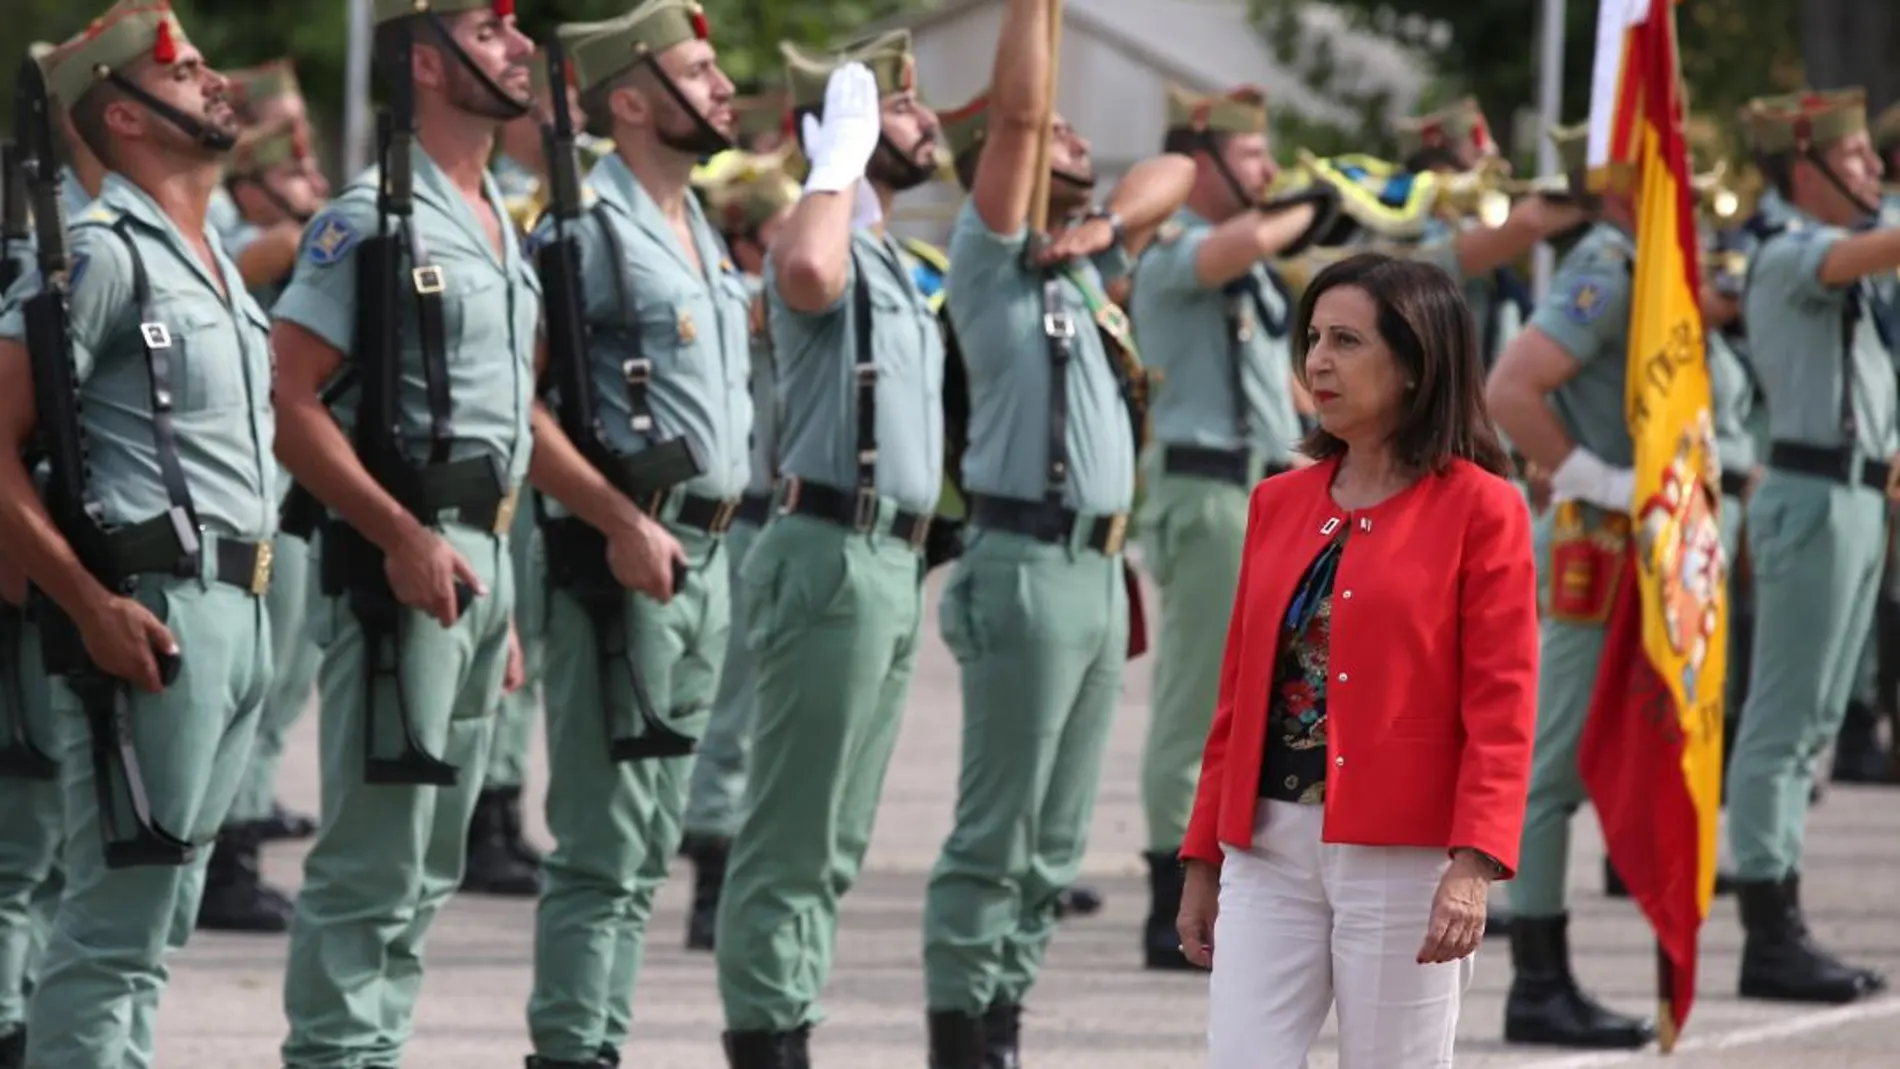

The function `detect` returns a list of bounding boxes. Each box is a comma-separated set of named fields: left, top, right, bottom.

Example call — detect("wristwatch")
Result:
left=1455, top=847, right=1507, bottom=879
left=1082, top=207, right=1125, bottom=248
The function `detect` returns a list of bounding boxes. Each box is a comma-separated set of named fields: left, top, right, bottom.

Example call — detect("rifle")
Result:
left=534, top=39, right=697, bottom=762
left=14, top=54, right=191, bottom=866
left=0, top=139, right=26, bottom=294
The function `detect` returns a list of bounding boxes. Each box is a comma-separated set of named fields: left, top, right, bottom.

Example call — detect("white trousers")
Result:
left=1207, top=801, right=1476, bottom=1069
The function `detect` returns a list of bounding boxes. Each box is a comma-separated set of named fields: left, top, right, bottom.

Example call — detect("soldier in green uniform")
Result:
left=0, top=45, right=104, bottom=1066
left=712, top=36, right=944, bottom=1064
left=189, top=117, right=329, bottom=937
left=1722, top=89, right=1898, bottom=1005
left=680, top=151, right=799, bottom=952
left=921, top=1, right=1193, bottom=1063
left=0, top=5, right=279, bottom=1065
left=525, top=6, right=750, bottom=1066
left=1126, top=82, right=1330, bottom=972
left=1877, top=103, right=1900, bottom=218
left=1484, top=128, right=1659, bottom=1050
left=270, top=2, right=544, bottom=1065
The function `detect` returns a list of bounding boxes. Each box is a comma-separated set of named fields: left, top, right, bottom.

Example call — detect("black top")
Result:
left=1259, top=534, right=1344, bottom=804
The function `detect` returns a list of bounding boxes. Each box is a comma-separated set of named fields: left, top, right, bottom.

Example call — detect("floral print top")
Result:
left=1259, top=534, right=1345, bottom=805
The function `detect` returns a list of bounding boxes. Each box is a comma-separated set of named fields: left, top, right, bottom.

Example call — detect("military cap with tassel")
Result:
left=229, top=58, right=301, bottom=111
left=1163, top=82, right=1267, bottom=138
left=783, top=30, right=919, bottom=113
left=228, top=116, right=312, bottom=179
left=563, top=0, right=712, bottom=94
left=939, top=90, right=991, bottom=180
left=1395, top=96, right=1496, bottom=162
left=44, top=0, right=193, bottom=111
left=372, top=0, right=519, bottom=26
left=1741, top=88, right=1867, bottom=156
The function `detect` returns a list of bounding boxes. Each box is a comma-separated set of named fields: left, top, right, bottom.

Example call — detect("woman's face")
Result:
left=1303, top=284, right=1408, bottom=445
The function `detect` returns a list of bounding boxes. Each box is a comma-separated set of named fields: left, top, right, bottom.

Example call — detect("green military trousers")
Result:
left=923, top=525, right=1127, bottom=1014
left=682, top=517, right=762, bottom=841
left=1718, top=494, right=1747, bottom=725
left=228, top=530, right=322, bottom=825
left=715, top=509, right=924, bottom=1031
left=281, top=523, right=513, bottom=1069
left=26, top=569, right=270, bottom=1069
left=1728, top=473, right=1886, bottom=881
left=486, top=494, right=544, bottom=791
left=1135, top=456, right=1249, bottom=853
left=0, top=610, right=61, bottom=1037
left=527, top=524, right=729, bottom=1063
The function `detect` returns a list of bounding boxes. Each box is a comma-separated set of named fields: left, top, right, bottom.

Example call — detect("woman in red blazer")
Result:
left=1177, top=252, right=1538, bottom=1069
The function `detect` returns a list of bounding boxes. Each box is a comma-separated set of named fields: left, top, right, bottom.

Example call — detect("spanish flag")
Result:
left=1575, top=0, right=1728, bottom=1048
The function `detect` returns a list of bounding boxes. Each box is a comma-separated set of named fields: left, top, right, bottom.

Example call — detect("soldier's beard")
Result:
left=449, top=64, right=531, bottom=122
left=868, top=136, right=936, bottom=192
left=656, top=105, right=733, bottom=158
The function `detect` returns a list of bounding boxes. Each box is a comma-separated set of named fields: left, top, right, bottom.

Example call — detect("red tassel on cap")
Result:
left=152, top=18, right=178, bottom=64
left=493, top=0, right=514, bottom=16
left=690, top=6, right=709, bottom=40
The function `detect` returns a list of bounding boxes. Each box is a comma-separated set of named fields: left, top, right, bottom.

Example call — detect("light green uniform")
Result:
left=1709, top=326, right=1757, bottom=718
left=274, top=150, right=536, bottom=1069
left=0, top=168, right=90, bottom=1046
left=525, top=150, right=751, bottom=1064
left=715, top=229, right=943, bottom=1032
left=1129, top=209, right=1300, bottom=853
left=924, top=200, right=1135, bottom=1013
left=682, top=271, right=776, bottom=843
left=1509, top=223, right=1635, bottom=917
left=1729, top=217, right=1896, bottom=881
left=2, top=173, right=277, bottom=1069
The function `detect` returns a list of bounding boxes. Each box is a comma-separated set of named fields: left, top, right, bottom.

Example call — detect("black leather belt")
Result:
left=968, top=493, right=1128, bottom=554
left=735, top=490, right=772, bottom=528
left=208, top=537, right=274, bottom=596
left=1719, top=469, right=1750, bottom=499
left=780, top=479, right=931, bottom=549
left=672, top=493, right=744, bottom=536
left=1162, top=444, right=1251, bottom=486
left=1767, top=441, right=1891, bottom=493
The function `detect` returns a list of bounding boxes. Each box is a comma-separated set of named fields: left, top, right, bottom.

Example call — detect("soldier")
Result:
left=711, top=35, right=942, bottom=1064
left=680, top=151, right=799, bottom=952
left=921, top=0, right=1193, bottom=1063
left=227, top=59, right=329, bottom=200
left=269, top=2, right=544, bottom=1065
left=524, top=5, right=749, bottom=1066
left=1877, top=103, right=1900, bottom=216
left=190, top=117, right=329, bottom=938
left=1483, top=122, right=1659, bottom=1049
left=1126, top=83, right=1332, bottom=972
left=1723, top=88, right=1897, bottom=1004
left=0, top=4, right=278, bottom=1065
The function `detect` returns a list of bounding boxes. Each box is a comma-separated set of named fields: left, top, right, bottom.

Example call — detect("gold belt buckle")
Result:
left=710, top=497, right=739, bottom=534
left=1102, top=512, right=1130, bottom=555
left=249, top=539, right=275, bottom=596
left=492, top=488, right=520, bottom=534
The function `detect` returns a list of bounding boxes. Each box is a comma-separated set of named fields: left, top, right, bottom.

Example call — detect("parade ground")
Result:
left=153, top=562, right=1900, bottom=1067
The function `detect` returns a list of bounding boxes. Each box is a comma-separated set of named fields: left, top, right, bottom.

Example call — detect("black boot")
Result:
left=1830, top=701, right=1896, bottom=784
left=1484, top=900, right=1511, bottom=939
left=494, top=785, right=544, bottom=867
left=1737, top=875, right=1889, bottom=1003
left=721, top=1025, right=810, bottom=1069
left=1604, top=857, right=1736, bottom=898
left=1141, top=851, right=1195, bottom=971
left=463, top=790, right=540, bottom=897
left=523, top=1056, right=611, bottom=1068
left=196, top=825, right=294, bottom=933
left=1503, top=914, right=1655, bottom=1049
left=1052, top=884, right=1102, bottom=919
left=0, top=1025, right=24, bottom=1069
left=256, top=800, right=318, bottom=842
left=980, top=1002, right=1021, bottom=1069
left=683, top=834, right=730, bottom=951
left=927, top=1010, right=985, bottom=1069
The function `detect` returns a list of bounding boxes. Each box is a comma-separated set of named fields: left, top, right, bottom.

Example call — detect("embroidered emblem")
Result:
left=1562, top=277, right=1610, bottom=325
left=304, top=213, right=360, bottom=267
left=677, top=308, right=698, bottom=344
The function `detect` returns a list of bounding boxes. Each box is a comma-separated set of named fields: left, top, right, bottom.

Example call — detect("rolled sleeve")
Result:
left=1757, top=226, right=1846, bottom=305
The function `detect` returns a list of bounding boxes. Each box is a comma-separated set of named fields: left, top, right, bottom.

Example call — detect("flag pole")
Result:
left=1027, top=0, right=1064, bottom=236
left=1531, top=0, right=1566, bottom=302
left=1657, top=942, right=1678, bottom=1053
left=342, top=0, right=373, bottom=176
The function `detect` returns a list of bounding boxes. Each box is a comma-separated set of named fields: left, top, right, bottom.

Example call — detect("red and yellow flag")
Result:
left=1575, top=0, right=1728, bottom=1048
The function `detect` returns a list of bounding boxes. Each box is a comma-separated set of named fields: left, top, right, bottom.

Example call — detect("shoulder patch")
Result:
left=1560, top=275, right=1614, bottom=325
left=303, top=212, right=361, bottom=267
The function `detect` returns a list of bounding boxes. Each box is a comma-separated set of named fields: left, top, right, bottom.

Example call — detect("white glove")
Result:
left=801, top=62, right=883, bottom=195
left=1551, top=447, right=1636, bottom=513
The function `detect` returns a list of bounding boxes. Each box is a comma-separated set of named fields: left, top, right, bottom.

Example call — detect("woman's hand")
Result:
left=1416, top=849, right=1497, bottom=964
left=1176, top=858, right=1219, bottom=969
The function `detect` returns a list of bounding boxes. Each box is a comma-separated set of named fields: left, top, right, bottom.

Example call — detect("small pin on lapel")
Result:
left=1320, top=517, right=1340, bottom=535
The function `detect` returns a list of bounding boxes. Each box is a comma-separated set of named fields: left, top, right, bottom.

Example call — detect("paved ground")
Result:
left=154, top=565, right=1900, bottom=1067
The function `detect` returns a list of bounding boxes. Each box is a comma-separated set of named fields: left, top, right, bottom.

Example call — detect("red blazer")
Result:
left=1180, top=455, right=1538, bottom=875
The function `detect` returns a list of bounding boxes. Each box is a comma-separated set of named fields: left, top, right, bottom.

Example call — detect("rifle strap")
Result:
left=591, top=204, right=660, bottom=442
left=110, top=219, right=200, bottom=565
left=403, top=219, right=454, bottom=465
left=1039, top=274, right=1075, bottom=508
left=850, top=246, right=879, bottom=520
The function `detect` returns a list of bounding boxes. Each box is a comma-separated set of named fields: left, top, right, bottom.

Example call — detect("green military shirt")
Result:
left=533, top=152, right=752, bottom=501
left=1709, top=328, right=1757, bottom=477
left=1745, top=219, right=1898, bottom=460
left=946, top=200, right=1136, bottom=514
left=743, top=273, right=777, bottom=496
left=0, top=174, right=276, bottom=540
left=766, top=229, right=944, bottom=511
left=1131, top=209, right=1302, bottom=465
left=221, top=221, right=289, bottom=309
left=273, top=150, right=540, bottom=492
left=1528, top=223, right=1635, bottom=468
left=209, top=183, right=244, bottom=246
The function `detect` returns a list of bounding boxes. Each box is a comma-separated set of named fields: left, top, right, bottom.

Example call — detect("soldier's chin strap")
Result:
left=102, top=72, right=236, bottom=153
left=1802, top=145, right=1881, bottom=223
left=637, top=52, right=732, bottom=157
left=1194, top=128, right=1336, bottom=256
left=229, top=175, right=315, bottom=226
left=420, top=13, right=531, bottom=121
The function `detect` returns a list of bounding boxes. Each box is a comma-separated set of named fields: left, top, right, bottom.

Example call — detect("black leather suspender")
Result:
left=403, top=220, right=454, bottom=465
left=590, top=203, right=658, bottom=442
left=111, top=219, right=201, bottom=573
left=1040, top=275, right=1075, bottom=508
left=850, top=247, right=878, bottom=523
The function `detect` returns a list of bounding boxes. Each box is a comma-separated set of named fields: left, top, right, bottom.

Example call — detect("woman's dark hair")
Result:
left=1291, top=251, right=1512, bottom=478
